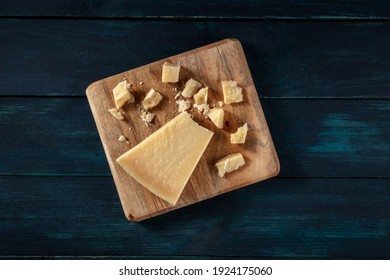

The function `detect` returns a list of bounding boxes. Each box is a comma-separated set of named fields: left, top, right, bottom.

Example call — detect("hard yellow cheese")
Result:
left=207, top=108, right=224, bottom=129
left=182, top=78, right=202, bottom=98
left=142, top=88, right=163, bottom=111
left=162, top=62, right=180, bottom=83
left=221, top=80, right=243, bottom=104
left=113, top=80, right=134, bottom=109
left=116, top=112, right=214, bottom=205
left=215, top=153, right=245, bottom=177
left=230, top=123, right=248, bottom=144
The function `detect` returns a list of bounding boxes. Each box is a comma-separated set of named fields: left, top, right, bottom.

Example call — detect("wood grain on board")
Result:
left=86, top=39, right=280, bottom=221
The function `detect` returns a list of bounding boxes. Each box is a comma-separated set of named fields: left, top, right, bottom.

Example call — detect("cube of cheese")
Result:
left=207, top=108, right=224, bottom=129
left=215, top=153, right=245, bottom=177
left=182, top=78, right=202, bottom=98
left=142, top=89, right=163, bottom=111
left=221, top=80, right=243, bottom=104
left=230, top=123, right=248, bottom=144
left=162, top=62, right=180, bottom=83
left=193, top=87, right=208, bottom=105
left=113, top=80, right=135, bottom=109
left=116, top=112, right=214, bottom=205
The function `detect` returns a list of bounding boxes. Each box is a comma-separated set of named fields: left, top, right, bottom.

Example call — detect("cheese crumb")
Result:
left=162, top=62, right=180, bottom=83
left=118, top=135, right=127, bottom=142
left=108, top=108, right=124, bottom=120
left=182, top=78, right=202, bottom=98
left=207, top=108, right=224, bottom=129
left=176, top=100, right=191, bottom=113
left=221, top=80, right=243, bottom=104
left=113, top=80, right=135, bottom=109
left=193, top=87, right=208, bottom=105
left=194, top=103, right=210, bottom=116
left=141, top=111, right=155, bottom=123
left=230, top=123, right=248, bottom=144
left=215, top=153, right=245, bottom=177
left=139, top=81, right=144, bottom=85
left=218, top=101, right=224, bottom=107
left=142, top=88, right=163, bottom=111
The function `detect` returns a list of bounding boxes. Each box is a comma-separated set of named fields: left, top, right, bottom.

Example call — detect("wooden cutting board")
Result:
left=86, top=39, right=280, bottom=221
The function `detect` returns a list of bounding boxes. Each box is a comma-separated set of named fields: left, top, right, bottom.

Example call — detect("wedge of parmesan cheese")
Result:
left=116, top=112, right=214, bottom=205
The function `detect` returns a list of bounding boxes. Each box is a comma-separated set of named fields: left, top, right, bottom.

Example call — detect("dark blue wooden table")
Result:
left=1, top=1, right=389, bottom=259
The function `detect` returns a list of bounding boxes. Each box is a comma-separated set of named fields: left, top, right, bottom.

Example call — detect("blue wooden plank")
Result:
left=0, top=98, right=389, bottom=177
left=0, top=176, right=389, bottom=258
left=1, top=0, right=390, bottom=19
left=1, top=20, right=390, bottom=98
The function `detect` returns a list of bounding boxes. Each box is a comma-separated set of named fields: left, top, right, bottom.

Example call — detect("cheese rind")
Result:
left=142, top=89, right=163, bottom=111
left=230, top=123, right=248, bottom=144
left=221, top=80, right=243, bottom=104
left=116, top=112, right=214, bottom=205
left=113, top=80, right=134, bottom=109
left=162, top=62, right=180, bottom=83
left=215, top=153, right=245, bottom=177
left=193, top=87, right=208, bottom=105
left=182, top=78, right=202, bottom=98
left=207, top=108, right=224, bottom=129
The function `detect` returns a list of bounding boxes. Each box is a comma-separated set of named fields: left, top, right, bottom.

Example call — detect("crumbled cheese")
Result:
left=141, top=111, right=155, bottom=123
left=176, top=100, right=191, bottom=113
left=108, top=108, right=124, bottom=120
left=139, top=81, right=144, bottom=85
left=113, top=80, right=135, bottom=108
left=182, top=78, right=202, bottom=98
left=194, top=103, right=210, bottom=116
left=162, top=62, right=180, bottom=83
left=193, top=87, right=208, bottom=105
left=230, top=123, right=248, bottom=144
left=142, top=88, right=163, bottom=111
left=218, top=101, right=224, bottom=107
left=221, top=80, right=243, bottom=104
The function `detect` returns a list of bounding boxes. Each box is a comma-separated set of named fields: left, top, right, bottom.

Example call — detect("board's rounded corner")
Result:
left=224, top=38, right=244, bottom=49
left=86, top=80, right=103, bottom=96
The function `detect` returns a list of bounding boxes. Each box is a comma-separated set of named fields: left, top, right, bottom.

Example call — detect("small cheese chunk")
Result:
left=162, top=62, right=180, bottom=83
left=207, top=108, right=224, bottom=129
left=182, top=78, right=202, bottom=98
left=215, top=153, right=245, bottom=177
left=116, top=112, right=214, bottom=205
left=108, top=108, right=124, bottom=120
left=230, top=123, right=248, bottom=144
left=141, top=111, right=155, bottom=123
left=218, top=101, right=224, bottom=107
left=142, top=89, right=163, bottom=111
left=176, top=99, right=191, bottom=113
left=193, top=87, right=208, bottom=105
left=221, top=80, right=243, bottom=104
left=118, top=135, right=127, bottom=142
left=113, top=80, right=135, bottom=109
